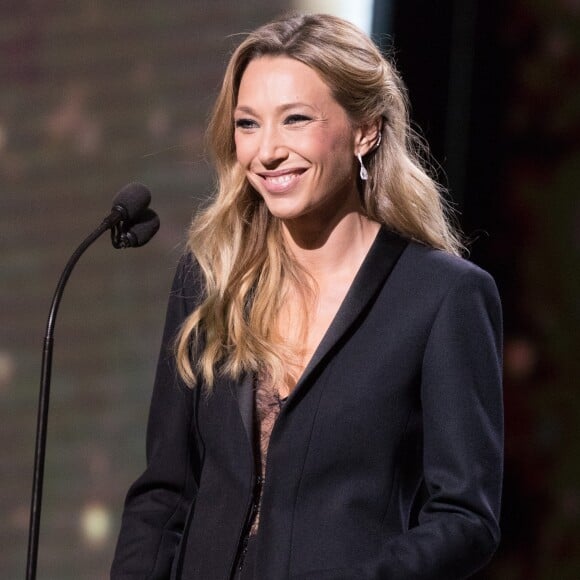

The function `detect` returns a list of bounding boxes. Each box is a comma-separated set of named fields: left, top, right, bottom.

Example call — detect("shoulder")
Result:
left=396, top=239, right=498, bottom=297
left=401, top=243, right=502, bottom=341
left=374, top=235, right=501, bottom=326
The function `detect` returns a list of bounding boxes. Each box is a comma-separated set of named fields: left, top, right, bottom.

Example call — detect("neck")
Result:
left=281, top=211, right=380, bottom=280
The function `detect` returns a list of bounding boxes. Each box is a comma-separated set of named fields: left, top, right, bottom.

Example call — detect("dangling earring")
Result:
left=357, top=153, right=368, bottom=181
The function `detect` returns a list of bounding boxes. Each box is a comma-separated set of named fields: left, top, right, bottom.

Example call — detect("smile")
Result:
left=267, top=174, right=295, bottom=185
left=257, top=169, right=306, bottom=193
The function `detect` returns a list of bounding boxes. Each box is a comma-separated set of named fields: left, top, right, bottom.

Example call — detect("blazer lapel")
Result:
left=291, top=227, right=408, bottom=398
left=235, top=372, right=254, bottom=450
left=233, top=228, right=408, bottom=433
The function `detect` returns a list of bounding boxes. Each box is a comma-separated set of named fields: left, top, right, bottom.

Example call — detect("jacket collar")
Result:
left=291, top=226, right=408, bottom=395
left=235, top=227, right=408, bottom=444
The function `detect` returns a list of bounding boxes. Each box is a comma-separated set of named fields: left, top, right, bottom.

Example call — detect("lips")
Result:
left=256, top=168, right=307, bottom=194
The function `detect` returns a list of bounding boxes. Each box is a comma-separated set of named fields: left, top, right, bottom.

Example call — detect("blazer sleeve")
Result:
left=368, top=265, right=504, bottom=579
left=110, top=255, right=202, bottom=580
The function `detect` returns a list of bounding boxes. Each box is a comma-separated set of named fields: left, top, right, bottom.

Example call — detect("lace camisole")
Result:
left=233, top=378, right=287, bottom=579
left=249, top=377, right=287, bottom=536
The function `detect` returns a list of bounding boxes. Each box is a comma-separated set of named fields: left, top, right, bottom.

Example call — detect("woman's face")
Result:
left=234, top=56, right=366, bottom=227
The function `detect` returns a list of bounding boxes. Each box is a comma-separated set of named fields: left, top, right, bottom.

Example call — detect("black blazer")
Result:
left=111, top=228, right=503, bottom=580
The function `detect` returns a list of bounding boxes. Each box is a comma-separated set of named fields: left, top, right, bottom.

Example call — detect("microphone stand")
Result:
left=26, top=215, right=124, bottom=580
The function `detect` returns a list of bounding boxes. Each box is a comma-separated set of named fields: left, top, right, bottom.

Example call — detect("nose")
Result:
left=258, top=124, right=288, bottom=167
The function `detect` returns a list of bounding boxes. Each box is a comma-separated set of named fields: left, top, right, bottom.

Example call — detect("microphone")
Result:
left=104, top=182, right=152, bottom=228
left=116, top=208, right=160, bottom=248
left=26, top=184, right=159, bottom=580
left=107, top=183, right=154, bottom=249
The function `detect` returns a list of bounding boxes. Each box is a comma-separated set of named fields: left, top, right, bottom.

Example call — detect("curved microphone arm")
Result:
left=26, top=183, right=152, bottom=579
left=26, top=218, right=112, bottom=580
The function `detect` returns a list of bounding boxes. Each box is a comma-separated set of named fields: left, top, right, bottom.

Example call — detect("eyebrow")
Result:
left=234, top=102, right=317, bottom=115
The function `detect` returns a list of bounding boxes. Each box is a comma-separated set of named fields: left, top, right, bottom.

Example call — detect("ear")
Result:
left=354, top=118, right=383, bottom=157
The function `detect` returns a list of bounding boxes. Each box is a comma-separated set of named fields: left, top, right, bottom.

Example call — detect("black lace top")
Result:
left=249, top=378, right=287, bottom=536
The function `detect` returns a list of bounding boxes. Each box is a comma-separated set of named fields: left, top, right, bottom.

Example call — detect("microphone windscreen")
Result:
left=112, top=182, right=151, bottom=221
left=124, top=209, right=160, bottom=247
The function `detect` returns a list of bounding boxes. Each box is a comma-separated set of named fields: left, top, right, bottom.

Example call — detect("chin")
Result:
left=264, top=204, right=306, bottom=222
left=256, top=193, right=306, bottom=221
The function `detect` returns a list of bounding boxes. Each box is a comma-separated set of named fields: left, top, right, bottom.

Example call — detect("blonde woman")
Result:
left=112, top=13, right=503, bottom=580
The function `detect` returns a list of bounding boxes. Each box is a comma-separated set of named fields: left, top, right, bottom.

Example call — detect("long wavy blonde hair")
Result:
left=176, top=13, right=463, bottom=389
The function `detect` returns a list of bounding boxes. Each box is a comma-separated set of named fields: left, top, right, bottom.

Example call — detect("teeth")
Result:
left=266, top=174, right=295, bottom=184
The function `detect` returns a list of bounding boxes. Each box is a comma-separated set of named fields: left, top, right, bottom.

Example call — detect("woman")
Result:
left=111, top=13, right=503, bottom=580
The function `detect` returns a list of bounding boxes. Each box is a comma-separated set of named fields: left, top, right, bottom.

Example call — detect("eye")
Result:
left=284, top=114, right=311, bottom=125
left=234, top=118, right=258, bottom=130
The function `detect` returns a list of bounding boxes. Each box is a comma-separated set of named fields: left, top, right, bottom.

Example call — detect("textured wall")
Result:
left=0, top=2, right=288, bottom=578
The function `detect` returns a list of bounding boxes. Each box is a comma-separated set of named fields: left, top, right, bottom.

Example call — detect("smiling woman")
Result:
left=111, top=13, right=503, bottom=580
left=234, top=56, right=378, bottom=229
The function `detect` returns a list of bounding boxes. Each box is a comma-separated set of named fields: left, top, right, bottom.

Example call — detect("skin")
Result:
left=234, top=56, right=381, bottom=391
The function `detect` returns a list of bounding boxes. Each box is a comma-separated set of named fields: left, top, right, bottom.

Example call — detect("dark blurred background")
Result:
left=1, top=1, right=578, bottom=578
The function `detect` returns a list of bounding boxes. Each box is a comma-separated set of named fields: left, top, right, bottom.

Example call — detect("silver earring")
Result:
left=357, top=153, right=368, bottom=181
left=374, top=131, right=382, bottom=150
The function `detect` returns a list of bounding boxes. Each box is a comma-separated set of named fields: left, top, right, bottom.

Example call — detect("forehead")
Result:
left=236, top=56, right=336, bottom=107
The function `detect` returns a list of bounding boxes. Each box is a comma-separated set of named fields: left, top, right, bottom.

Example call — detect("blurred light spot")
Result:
left=76, top=120, right=102, bottom=156
left=294, top=0, right=374, bottom=33
left=81, top=502, right=112, bottom=547
left=0, top=351, right=16, bottom=393
left=46, top=84, right=102, bottom=156
left=148, top=107, right=171, bottom=138
left=504, top=337, right=537, bottom=382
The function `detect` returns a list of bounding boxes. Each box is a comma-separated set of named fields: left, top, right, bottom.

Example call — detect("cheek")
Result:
left=307, top=132, right=347, bottom=165
left=326, top=123, right=354, bottom=151
left=319, top=132, right=355, bottom=171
